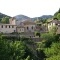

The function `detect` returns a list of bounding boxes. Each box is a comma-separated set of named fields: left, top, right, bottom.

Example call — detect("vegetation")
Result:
left=0, top=26, right=60, bottom=60
left=1, top=17, right=9, bottom=23
left=0, top=35, right=37, bottom=60
left=0, top=9, right=60, bottom=60
left=0, top=13, right=10, bottom=23
left=36, top=26, right=60, bottom=60
left=53, top=8, right=60, bottom=20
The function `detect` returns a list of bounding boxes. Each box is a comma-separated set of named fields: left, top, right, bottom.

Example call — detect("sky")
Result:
left=0, top=0, right=60, bottom=18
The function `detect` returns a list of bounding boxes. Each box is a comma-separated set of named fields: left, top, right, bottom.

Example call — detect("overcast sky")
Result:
left=0, top=0, right=60, bottom=18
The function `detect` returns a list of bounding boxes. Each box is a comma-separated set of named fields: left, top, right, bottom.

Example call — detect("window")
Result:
left=20, top=29, right=21, bottom=31
left=12, top=26, right=14, bottom=28
left=14, top=30, right=15, bottom=32
left=9, top=25, right=10, bottom=28
left=5, top=25, right=7, bottom=28
left=32, top=26, right=33, bottom=29
left=27, top=27, right=29, bottom=30
left=40, top=28, right=42, bottom=30
left=55, top=24, right=58, bottom=25
left=1, top=25, right=3, bottom=28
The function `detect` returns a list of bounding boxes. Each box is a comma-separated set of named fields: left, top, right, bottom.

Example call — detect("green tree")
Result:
left=36, top=49, right=46, bottom=60
left=0, top=18, right=2, bottom=22
left=25, top=56, right=31, bottom=60
left=0, top=39, right=26, bottom=60
left=49, top=26, right=57, bottom=35
left=54, top=8, right=60, bottom=20
left=57, top=13, right=60, bottom=20
left=1, top=17, right=9, bottom=23
left=45, top=42, right=60, bottom=60
left=0, top=36, right=37, bottom=60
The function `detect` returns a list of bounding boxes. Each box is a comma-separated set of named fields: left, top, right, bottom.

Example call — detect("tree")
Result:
left=57, top=13, right=60, bottom=20
left=25, top=56, right=31, bottom=60
left=0, top=18, right=2, bottom=22
left=45, top=42, right=60, bottom=60
left=54, top=8, right=60, bottom=20
left=49, top=26, right=57, bottom=35
left=1, top=17, right=9, bottom=23
left=58, top=8, right=60, bottom=13
left=36, top=49, right=46, bottom=60
left=46, top=55, right=60, bottom=60
left=0, top=36, right=37, bottom=60
left=0, top=38, right=26, bottom=60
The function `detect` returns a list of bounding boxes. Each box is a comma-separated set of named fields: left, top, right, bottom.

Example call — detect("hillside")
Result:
left=40, top=15, right=53, bottom=19
left=0, top=13, right=53, bottom=22
left=31, top=15, right=53, bottom=21
left=0, top=13, right=53, bottom=23
left=14, top=15, right=31, bottom=21
left=14, top=14, right=53, bottom=21
left=53, top=8, right=60, bottom=20
left=0, top=13, right=11, bottom=18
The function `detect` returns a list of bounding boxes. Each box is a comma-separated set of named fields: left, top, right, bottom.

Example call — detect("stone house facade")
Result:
left=47, top=19, right=60, bottom=34
left=0, top=24, right=16, bottom=33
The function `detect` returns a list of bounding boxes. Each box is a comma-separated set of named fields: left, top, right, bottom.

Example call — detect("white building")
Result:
left=9, top=17, right=16, bottom=25
left=9, top=18, right=36, bottom=33
left=1, top=17, right=36, bottom=33
left=47, top=19, right=60, bottom=34
left=48, top=20, right=59, bottom=31
left=16, top=20, right=36, bottom=33
left=0, top=24, right=16, bottom=33
left=16, top=26, right=25, bottom=33
left=22, top=20, right=36, bottom=32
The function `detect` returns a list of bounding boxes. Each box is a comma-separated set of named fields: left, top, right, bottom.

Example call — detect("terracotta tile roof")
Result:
left=17, top=26, right=25, bottom=28
left=23, top=20, right=36, bottom=25
left=0, top=24, right=16, bottom=26
left=50, top=20, right=60, bottom=24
